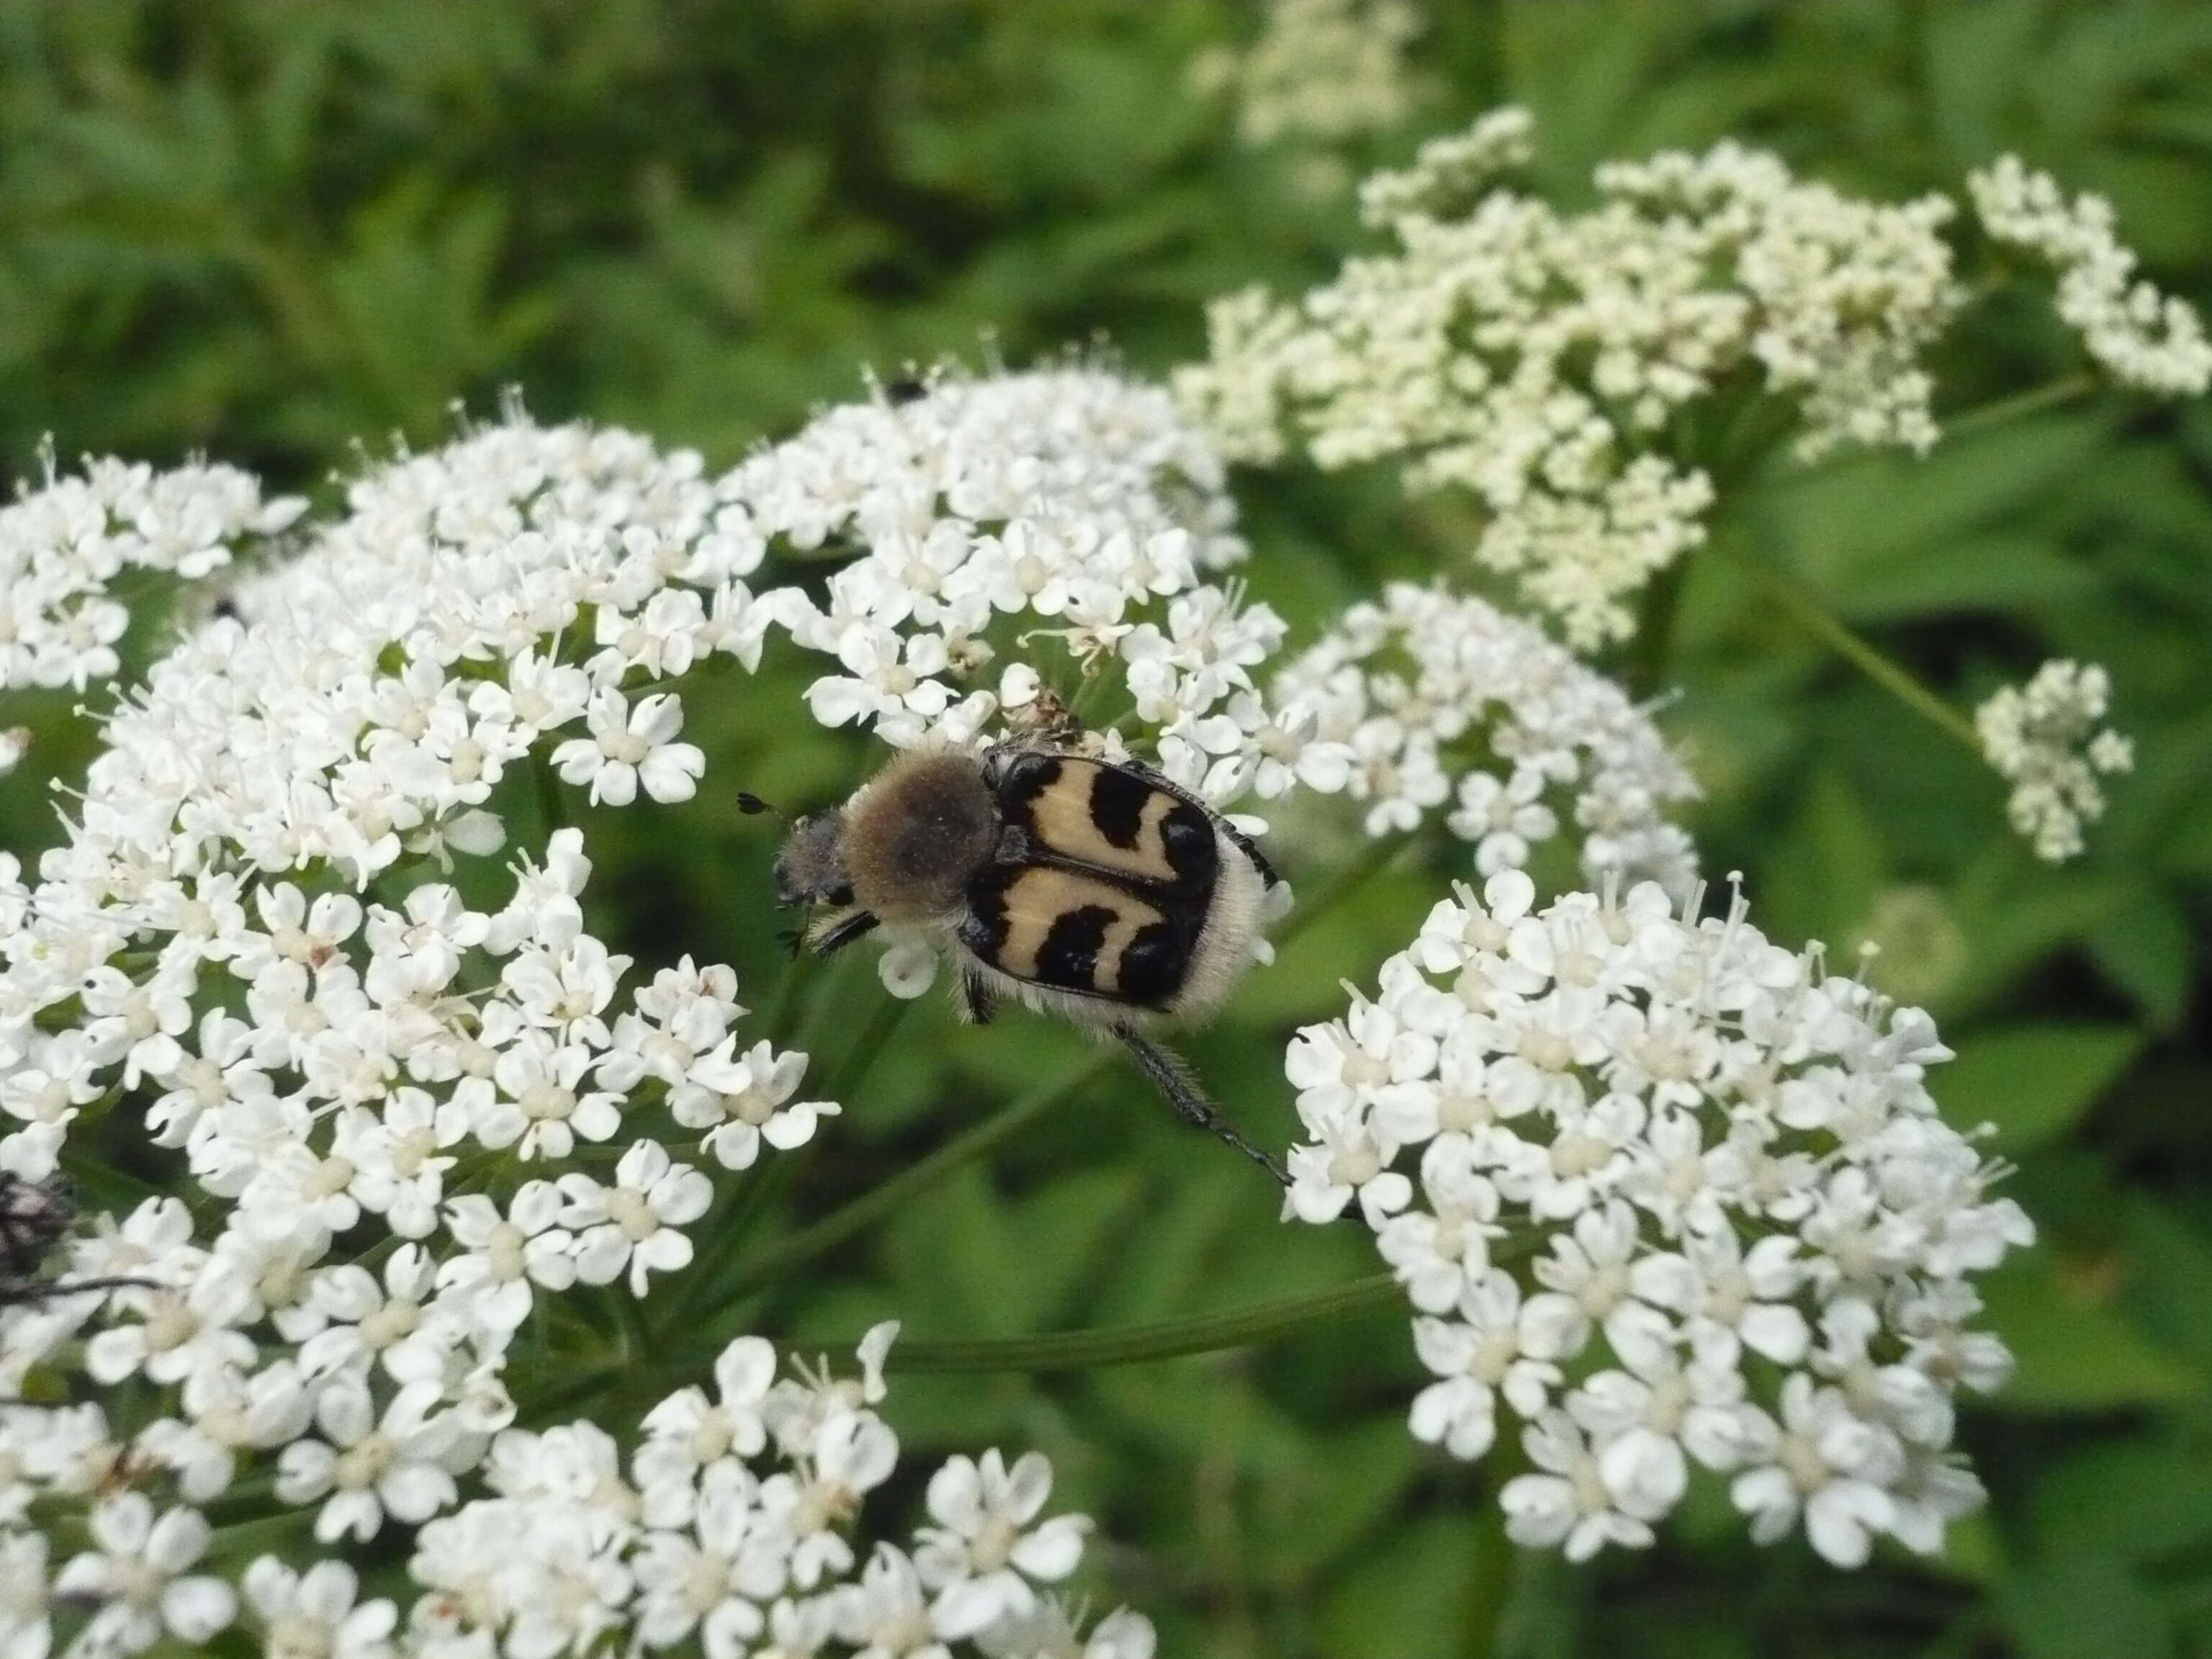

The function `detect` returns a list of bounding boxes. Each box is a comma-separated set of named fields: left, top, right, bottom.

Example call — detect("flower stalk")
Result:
left=1728, top=548, right=1984, bottom=754
left=847, top=1272, right=1403, bottom=1373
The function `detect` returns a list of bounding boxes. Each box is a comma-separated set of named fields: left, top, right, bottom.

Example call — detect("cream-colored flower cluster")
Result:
left=1190, top=0, right=1422, bottom=148
left=1974, top=659, right=2134, bottom=863
left=1969, top=156, right=2212, bottom=397
left=1177, top=110, right=1968, bottom=647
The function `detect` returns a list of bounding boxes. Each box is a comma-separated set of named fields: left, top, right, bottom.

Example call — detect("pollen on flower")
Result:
left=1284, top=868, right=2031, bottom=1567
left=1974, top=658, right=2134, bottom=863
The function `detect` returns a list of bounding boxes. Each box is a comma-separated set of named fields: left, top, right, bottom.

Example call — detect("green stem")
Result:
left=873, top=1271, right=1402, bottom=1372
left=1940, top=369, right=2098, bottom=441
left=205, top=1511, right=306, bottom=1559
left=711, top=1049, right=1118, bottom=1305
left=762, top=943, right=819, bottom=1045
left=531, top=747, right=570, bottom=835
left=827, top=990, right=913, bottom=1100
left=1732, top=552, right=1983, bottom=755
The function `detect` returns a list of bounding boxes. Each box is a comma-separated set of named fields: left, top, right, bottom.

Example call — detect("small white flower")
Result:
left=558, top=1141, right=714, bottom=1296
left=630, top=1460, right=768, bottom=1655
left=298, top=1244, right=455, bottom=1385
left=552, top=688, right=707, bottom=805
left=436, top=1182, right=578, bottom=1334
left=912, top=1450, right=1089, bottom=1640
left=484, top=1029, right=623, bottom=1161
left=637, top=1334, right=778, bottom=1493
left=274, top=1377, right=463, bottom=1543
left=1498, top=1411, right=1660, bottom=1561
left=240, top=1557, right=397, bottom=1659
left=755, top=1409, right=902, bottom=1592
left=672, top=1037, right=838, bottom=1172
left=52, top=1494, right=237, bottom=1653
left=835, top=1545, right=949, bottom=1659
left=1729, top=1373, right=1901, bottom=1568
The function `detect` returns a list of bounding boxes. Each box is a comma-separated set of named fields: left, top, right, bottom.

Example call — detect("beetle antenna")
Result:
left=1112, top=1026, right=1287, bottom=1188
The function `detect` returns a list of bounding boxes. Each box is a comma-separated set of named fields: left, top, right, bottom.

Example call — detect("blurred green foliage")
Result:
left=4, top=1, right=2212, bottom=1655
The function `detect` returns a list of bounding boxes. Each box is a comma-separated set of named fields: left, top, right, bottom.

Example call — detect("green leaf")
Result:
left=1830, top=534, right=2095, bottom=624
left=2088, top=891, right=2195, bottom=1028
left=1763, top=765, right=1884, bottom=947
left=1977, top=1249, right=2201, bottom=1412
left=1998, top=1552, right=2172, bottom=1659
left=1777, top=413, right=2108, bottom=570
left=1323, top=1511, right=1497, bottom=1659
left=1940, top=1024, right=2143, bottom=1152
left=2026, top=1429, right=2212, bottom=1564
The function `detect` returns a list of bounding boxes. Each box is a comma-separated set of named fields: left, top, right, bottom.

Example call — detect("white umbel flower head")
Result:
left=1271, top=583, right=1699, bottom=897
left=1285, top=868, right=2030, bottom=1565
left=1, top=385, right=1167, bottom=1657
left=0, top=449, right=302, bottom=693
left=1190, top=0, right=1423, bottom=149
left=1969, top=155, right=2212, bottom=396
left=1974, top=659, right=2132, bottom=863
left=1177, top=109, right=1969, bottom=645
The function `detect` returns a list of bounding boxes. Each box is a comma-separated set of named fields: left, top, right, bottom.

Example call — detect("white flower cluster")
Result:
left=1, top=375, right=1223, bottom=1655
left=1969, top=155, right=2212, bottom=397
left=734, top=368, right=1281, bottom=763
left=1272, top=582, right=1699, bottom=898
left=1175, top=110, right=1968, bottom=646
left=1283, top=869, right=2030, bottom=1568
left=1974, top=658, right=2134, bottom=863
left=0, top=449, right=303, bottom=693
left=2, top=1325, right=1151, bottom=1659
left=728, top=366, right=1357, bottom=996
left=741, top=372, right=1701, bottom=994
left=1187, top=0, right=1423, bottom=148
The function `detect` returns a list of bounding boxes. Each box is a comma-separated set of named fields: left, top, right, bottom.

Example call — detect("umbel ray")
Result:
left=750, top=727, right=1287, bottom=1184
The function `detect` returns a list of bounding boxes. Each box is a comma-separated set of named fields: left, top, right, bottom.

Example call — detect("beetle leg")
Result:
left=1112, top=1026, right=1287, bottom=1187
left=811, top=910, right=881, bottom=958
left=962, top=971, right=997, bottom=1025
left=0, top=1274, right=160, bottom=1308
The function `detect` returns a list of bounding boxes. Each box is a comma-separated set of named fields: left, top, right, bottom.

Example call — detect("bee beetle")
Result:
left=765, top=741, right=1287, bottom=1182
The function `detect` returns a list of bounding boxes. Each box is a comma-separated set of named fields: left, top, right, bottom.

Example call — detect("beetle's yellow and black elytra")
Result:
left=768, top=737, right=1287, bottom=1182
left=961, top=751, right=1233, bottom=1011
